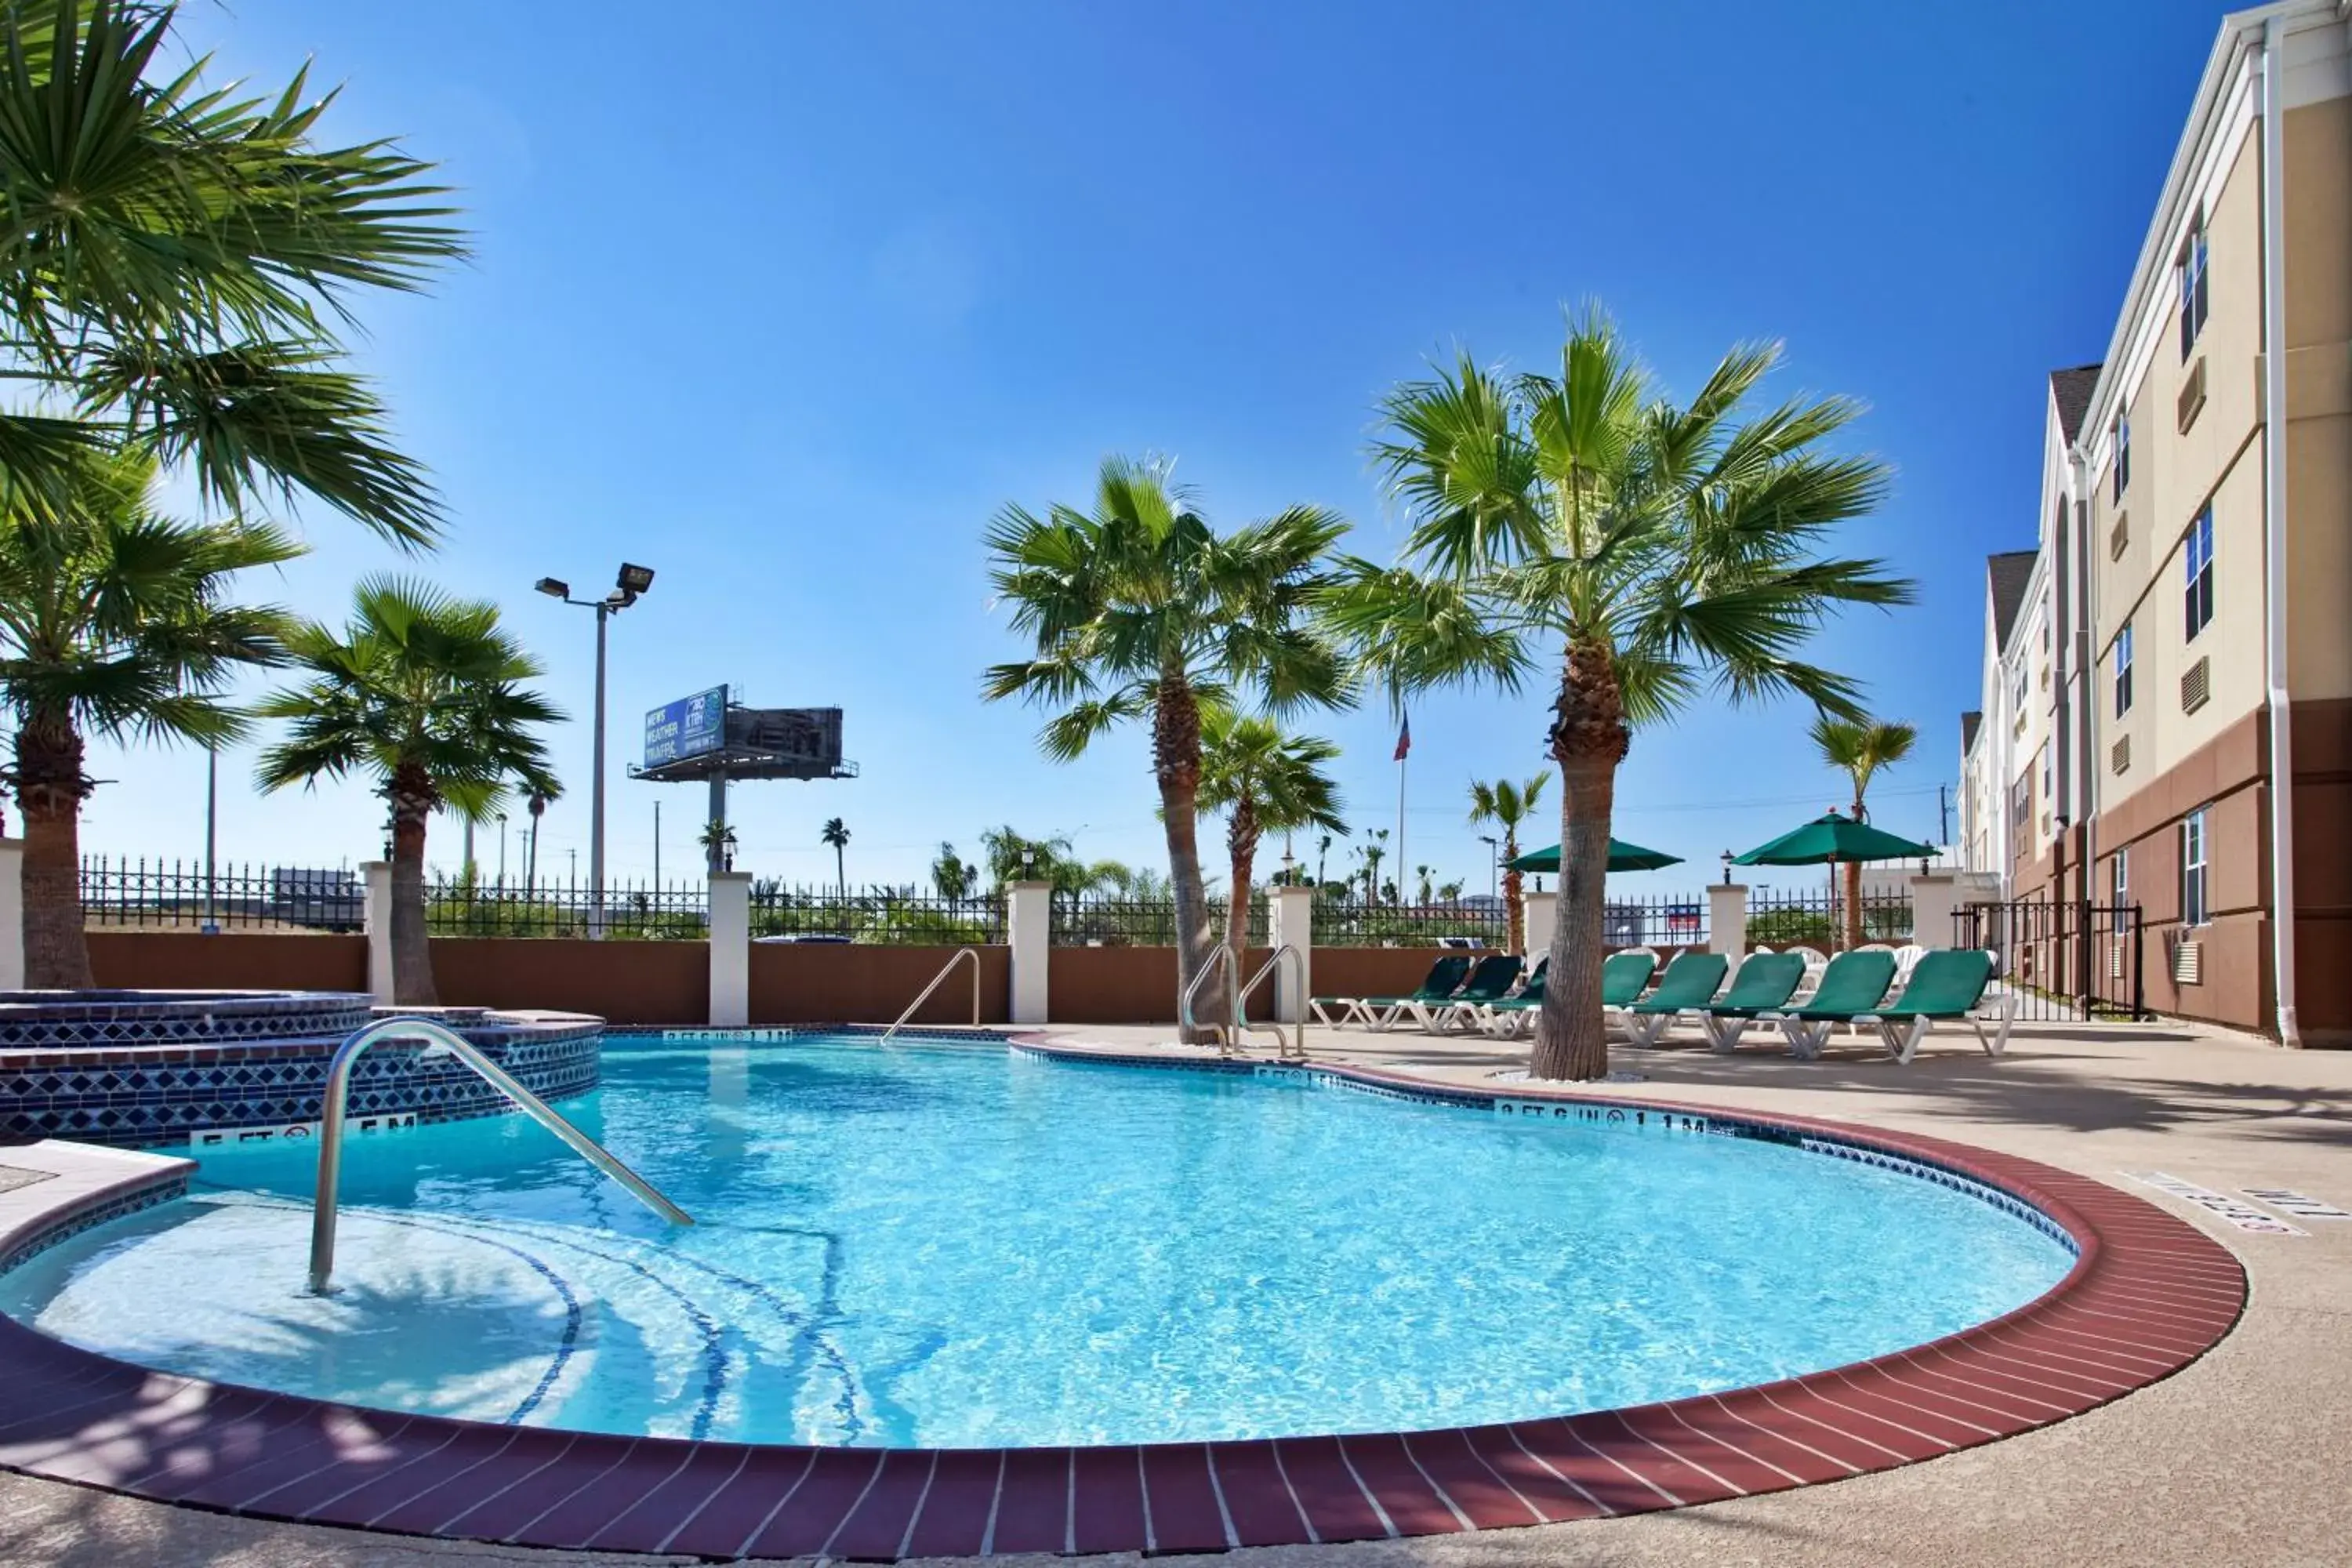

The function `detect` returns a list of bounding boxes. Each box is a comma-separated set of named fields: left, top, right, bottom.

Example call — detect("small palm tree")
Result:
left=257, top=578, right=561, bottom=1004
left=931, top=841, right=974, bottom=899
left=1468, top=771, right=1551, bottom=954
left=1196, top=711, right=1346, bottom=974
left=0, top=447, right=300, bottom=986
left=1810, top=713, right=1918, bottom=950
left=822, top=817, right=851, bottom=896
left=1359, top=828, right=1388, bottom=907
left=524, top=781, right=560, bottom=895
left=698, top=818, right=737, bottom=871
left=983, top=455, right=1349, bottom=1039
left=1327, top=307, right=1911, bottom=1079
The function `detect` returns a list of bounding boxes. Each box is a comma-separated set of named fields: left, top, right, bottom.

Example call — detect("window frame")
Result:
left=2114, top=620, right=2135, bottom=717
left=2184, top=506, right=2215, bottom=642
left=2179, top=217, right=2209, bottom=360
left=2113, top=846, right=2129, bottom=907
left=2113, top=416, right=2131, bottom=503
left=2181, top=808, right=2209, bottom=928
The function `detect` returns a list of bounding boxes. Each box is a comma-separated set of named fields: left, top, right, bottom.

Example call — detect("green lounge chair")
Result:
left=1864, top=949, right=2013, bottom=1063
left=1455, top=957, right=1546, bottom=1036
left=1762, top=949, right=1900, bottom=1058
left=1405, top=953, right=1522, bottom=1032
left=1695, top=952, right=1807, bottom=1053
left=1596, top=950, right=1662, bottom=1036
left=1309, top=954, right=1471, bottom=1029
left=1623, top=951, right=1731, bottom=1047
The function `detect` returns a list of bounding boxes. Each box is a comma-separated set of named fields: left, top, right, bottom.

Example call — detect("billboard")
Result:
left=644, top=685, right=728, bottom=769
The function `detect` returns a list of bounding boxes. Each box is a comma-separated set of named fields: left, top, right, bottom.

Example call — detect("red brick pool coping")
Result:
left=0, top=1043, right=2246, bottom=1559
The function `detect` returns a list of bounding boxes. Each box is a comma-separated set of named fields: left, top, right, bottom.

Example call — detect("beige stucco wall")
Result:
left=2281, top=96, right=2352, bottom=702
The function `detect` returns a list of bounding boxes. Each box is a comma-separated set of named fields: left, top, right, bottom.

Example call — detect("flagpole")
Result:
left=1396, top=750, right=1406, bottom=907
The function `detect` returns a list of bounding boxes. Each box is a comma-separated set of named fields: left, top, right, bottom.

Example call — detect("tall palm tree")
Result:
left=1810, top=713, right=1918, bottom=950
left=697, top=818, right=736, bottom=871
left=821, top=817, right=851, bottom=897
left=1468, top=771, right=1551, bottom=954
left=983, top=455, right=1349, bottom=1040
left=931, top=841, right=974, bottom=900
left=1326, top=307, right=1911, bottom=1079
left=524, top=781, right=559, bottom=896
left=0, top=446, right=299, bottom=985
left=1358, top=828, right=1388, bottom=907
left=256, top=579, right=561, bottom=1005
left=0, top=1, right=465, bottom=544
left=1195, top=711, right=1347, bottom=974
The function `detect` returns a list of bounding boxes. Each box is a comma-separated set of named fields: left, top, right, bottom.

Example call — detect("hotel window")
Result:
left=2011, top=775, right=2031, bottom=831
left=2113, top=416, right=2131, bottom=501
left=2011, top=660, right=2027, bottom=714
left=2181, top=808, right=2209, bottom=927
left=2179, top=216, right=2209, bottom=358
left=2114, top=621, right=2135, bottom=717
left=2113, top=847, right=2129, bottom=906
left=2184, top=506, right=2214, bottom=641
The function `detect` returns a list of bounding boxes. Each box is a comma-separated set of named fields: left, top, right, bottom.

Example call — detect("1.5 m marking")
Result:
left=2125, top=1172, right=2307, bottom=1235
left=2243, top=1187, right=2350, bottom=1221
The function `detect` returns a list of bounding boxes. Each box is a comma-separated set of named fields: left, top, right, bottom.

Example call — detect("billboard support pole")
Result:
left=589, top=601, right=609, bottom=939
left=707, top=769, right=728, bottom=872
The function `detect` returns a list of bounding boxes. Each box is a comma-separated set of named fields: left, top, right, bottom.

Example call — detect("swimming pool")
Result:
left=0, top=1032, right=2072, bottom=1450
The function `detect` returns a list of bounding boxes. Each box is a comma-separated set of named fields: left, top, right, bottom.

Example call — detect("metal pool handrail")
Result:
left=307, top=1015, right=691, bottom=1294
left=880, top=946, right=983, bottom=1042
left=1233, top=943, right=1308, bottom=1060
left=1179, top=946, right=1240, bottom=1054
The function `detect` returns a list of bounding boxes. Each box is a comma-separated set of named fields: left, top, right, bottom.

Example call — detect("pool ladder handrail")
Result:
left=1178, top=942, right=1308, bottom=1058
left=307, top=1016, right=691, bottom=1295
left=880, top=946, right=983, bottom=1042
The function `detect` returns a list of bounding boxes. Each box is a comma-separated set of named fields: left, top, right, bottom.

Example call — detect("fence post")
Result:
left=361, top=861, right=394, bottom=1004
left=1521, top=889, right=1557, bottom=959
left=1909, top=873, right=1958, bottom=951
left=708, top=871, right=750, bottom=1027
left=1708, top=883, right=1748, bottom=958
left=1268, top=883, right=1313, bottom=1022
left=1007, top=881, right=1052, bottom=1025
left=0, top=838, right=22, bottom=990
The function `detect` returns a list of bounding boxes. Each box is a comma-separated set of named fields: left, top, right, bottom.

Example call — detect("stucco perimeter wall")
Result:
left=430, top=938, right=708, bottom=1025
left=86, top=931, right=368, bottom=994
left=750, top=942, right=1011, bottom=1026
left=1048, top=947, right=1279, bottom=1024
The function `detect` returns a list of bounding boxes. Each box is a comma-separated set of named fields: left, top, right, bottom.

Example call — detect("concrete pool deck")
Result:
left=0, top=1016, right=2346, bottom=1567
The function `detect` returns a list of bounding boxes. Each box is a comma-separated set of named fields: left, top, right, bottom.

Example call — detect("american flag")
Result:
left=1392, top=713, right=1411, bottom=762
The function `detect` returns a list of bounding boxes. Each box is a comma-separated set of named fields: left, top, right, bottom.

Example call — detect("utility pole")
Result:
left=1938, top=783, right=1951, bottom=848
left=654, top=799, right=662, bottom=886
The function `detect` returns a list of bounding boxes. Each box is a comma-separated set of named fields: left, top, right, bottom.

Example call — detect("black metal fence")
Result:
left=80, top=856, right=364, bottom=931
left=426, top=877, right=710, bottom=940
left=1746, top=884, right=1913, bottom=949
left=1052, top=897, right=1267, bottom=947
left=1955, top=899, right=2144, bottom=1021
left=752, top=884, right=1006, bottom=946
left=1601, top=893, right=1709, bottom=949
left=1313, top=900, right=1509, bottom=949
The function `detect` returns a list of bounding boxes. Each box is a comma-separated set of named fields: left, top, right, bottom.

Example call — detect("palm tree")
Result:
left=0, top=2, right=465, bottom=545
left=1468, top=771, right=1551, bottom=954
left=1810, top=713, right=1918, bottom=950
left=1327, top=308, right=1911, bottom=1080
left=256, top=579, right=561, bottom=1005
left=1438, top=878, right=1465, bottom=901
left=524, top=782, right=559, bottom=896
left=0, top=447, right=299, bottom=986
left=931, top=841, right=975, bottom=899
left=697, top=818, right=737, bottom=871
left=1415, top=864, right=1434, bottom=904
left=1358, top=828, right=1388, bottom=907
left=983, top=456, right=1348, bottom=1040
left=821, top=817, right=851, bottom=897
left=1195, top=711, right=1346, bottom=973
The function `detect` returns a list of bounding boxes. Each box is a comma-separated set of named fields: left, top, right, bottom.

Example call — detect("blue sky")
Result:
left=82, top=0, right=2230, bottom=896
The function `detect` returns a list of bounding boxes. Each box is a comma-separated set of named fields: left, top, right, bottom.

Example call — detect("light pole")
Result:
left=203, top=744, right=220, bottom=935
left=497, top=813, right=508, bottom=889
left=537, top=564, right=655, bottom=938
left=1477, top=833, right=1500, bottom=903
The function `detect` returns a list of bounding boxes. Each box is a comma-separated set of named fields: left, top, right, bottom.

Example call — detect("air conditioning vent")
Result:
left=2174, top=939, right=2202, bottom=985
left=2108, top=940, right=2125, bottom=980
left=2181, top=655, right=2212, bottom=713
left=2109, top=513, right=2129, bottom=561
left=2040, top=811, right=2053, bottom=840
left=2177, top=356, right=2208, bottom=432
left=2111, top=735, right=2131, bottom=775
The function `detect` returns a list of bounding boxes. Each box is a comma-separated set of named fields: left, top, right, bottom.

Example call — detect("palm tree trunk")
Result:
left=836, top=847, right=846, bottom=899
left=1501, top=829, right=1525, bottom=954
left=1842, top=788, right=1866, bottom=950
left=388, top=762, right=439, bottom=1006
left=15, top=714, right=93, bottom=989
left=1225, top=799, right=1259, bottom=984
left=1154, top=672, right=1221, bottom=1043
left=1533, top=639, right=1631, bottom=1081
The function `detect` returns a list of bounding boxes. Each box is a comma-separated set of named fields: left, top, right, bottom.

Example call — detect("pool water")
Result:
left=0, top=1035, right=2071, bottom=1448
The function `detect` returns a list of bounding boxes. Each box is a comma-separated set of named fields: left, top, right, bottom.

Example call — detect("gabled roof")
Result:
left=2049, top=363, right=2103, bottom=444
left=1962, top=711, right=1983, bottom=756
left=1988, top=550, right=2038, bottom=653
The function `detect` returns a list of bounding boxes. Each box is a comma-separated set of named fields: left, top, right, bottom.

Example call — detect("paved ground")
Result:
left=2, top=1017, right=2347, bottom=1567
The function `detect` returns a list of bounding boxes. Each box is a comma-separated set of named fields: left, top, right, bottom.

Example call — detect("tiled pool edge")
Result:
left=0, top=1033, right=2246, bottom=1560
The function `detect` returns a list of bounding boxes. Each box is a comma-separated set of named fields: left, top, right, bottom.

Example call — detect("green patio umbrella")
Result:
left=1508, top=837, right=1682, bottom=873
left=1730, top=811, right=1935, bottom=867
